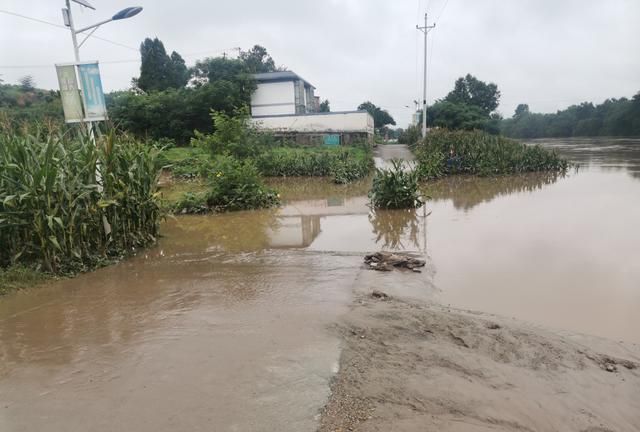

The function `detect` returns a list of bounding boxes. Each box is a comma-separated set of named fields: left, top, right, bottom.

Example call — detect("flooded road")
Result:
left=1, top=139, right=639, bottom=431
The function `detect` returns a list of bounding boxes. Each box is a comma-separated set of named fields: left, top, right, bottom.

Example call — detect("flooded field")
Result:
left=1, top=138, right=639, bottom=431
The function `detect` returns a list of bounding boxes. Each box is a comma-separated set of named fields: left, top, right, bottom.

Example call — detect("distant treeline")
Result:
left=0, top=76, right=63, bottom=124
left=501, top=95, right=640, bottom=138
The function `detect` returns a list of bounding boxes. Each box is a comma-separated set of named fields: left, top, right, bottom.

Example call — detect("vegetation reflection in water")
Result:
left=423, top=171, right=563, bottom=211
left=159, top=169, right=571, bottom=255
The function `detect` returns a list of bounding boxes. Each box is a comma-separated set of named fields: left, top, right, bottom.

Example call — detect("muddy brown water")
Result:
left=1, top=139, right=639, bottom=431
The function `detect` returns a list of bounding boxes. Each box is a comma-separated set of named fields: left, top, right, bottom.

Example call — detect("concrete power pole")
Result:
left=416, top=13, right=435, bottom=137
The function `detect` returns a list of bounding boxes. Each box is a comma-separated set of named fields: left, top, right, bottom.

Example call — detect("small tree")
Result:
left=19, top=75, right=35, bottom=92
left=319, top=99, right=330, bottom=112
left=444, top=74, right=500, bottom=114
left=239, top=45, right=277, bottom=73
left=358, top=101, right=396, bottom=129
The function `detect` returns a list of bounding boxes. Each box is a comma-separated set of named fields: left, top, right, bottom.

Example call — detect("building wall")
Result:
left=251, top=81, right=296, bottom=116
left=250, top=111, right=374, bottom=134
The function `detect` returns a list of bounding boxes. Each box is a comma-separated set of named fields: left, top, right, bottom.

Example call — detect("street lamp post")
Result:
left=61, top=0, right=142, bottom=142
left=62, top=1, right=143, bottom=63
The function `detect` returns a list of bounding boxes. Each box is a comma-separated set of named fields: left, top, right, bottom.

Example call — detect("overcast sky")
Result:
left=1, top=0, right=639, bottom=126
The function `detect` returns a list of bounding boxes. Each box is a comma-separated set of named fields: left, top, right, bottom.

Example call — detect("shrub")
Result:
left=175, top=155, right=279, bottom=213
left=0, top=129, right=161, bottom=273
left=369, top=159, right=424, bottom=209
left=191, top=107, right=278, bottom=159
left=414, top=129, right=568, bottom=179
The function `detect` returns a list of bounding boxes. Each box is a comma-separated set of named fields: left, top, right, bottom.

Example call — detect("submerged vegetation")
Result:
left=414, top=129, right=568, bottom=179
left=369, top=160, right=423, bottom=209
left=174, top=155, right=279, bottom=213
left=0, top=128, right=161, bottom=274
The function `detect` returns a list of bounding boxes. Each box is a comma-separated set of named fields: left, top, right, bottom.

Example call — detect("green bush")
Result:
left=174, top=155, right=279, bottom=213
left=191, top=107, right=279, bottom=159
left=415, top=129, right=568, bottom=179
left=0, top=129, right=161, bottom=273
left=255, top=147, right=373, bottom=184
left=369, top=159, right=424, bottom=209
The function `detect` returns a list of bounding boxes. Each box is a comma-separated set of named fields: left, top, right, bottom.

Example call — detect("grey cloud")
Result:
left=1, top=0, right=638, bottom=126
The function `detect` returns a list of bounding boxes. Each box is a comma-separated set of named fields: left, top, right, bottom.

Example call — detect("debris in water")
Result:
left=364, top=251, right=426, bottom=272
left=371, top=290, right=390, bottom=300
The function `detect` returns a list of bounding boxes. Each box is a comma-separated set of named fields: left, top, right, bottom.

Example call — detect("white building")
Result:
left=249, top=71, right=374, bottom=144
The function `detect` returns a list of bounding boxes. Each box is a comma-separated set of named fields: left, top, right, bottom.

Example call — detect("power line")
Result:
left=0, top=48, right=238, bottom=69
left=0, top=9, right=138, bottom=51
left=435, top=0, right=451, bottom=23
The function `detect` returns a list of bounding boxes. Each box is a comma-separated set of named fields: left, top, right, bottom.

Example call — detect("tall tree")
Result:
left=169, top=51, right=189, bottom=88
left=445, top=74, right=500, bottom=114
left=358, top=101, right=396, bottom=129
left=136, top=38, right=188, bottom=92
left=239, top=45, right=276, bottom=73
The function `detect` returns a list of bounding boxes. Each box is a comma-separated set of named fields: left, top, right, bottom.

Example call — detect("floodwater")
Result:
left=1, top=138, right=639, bottom=431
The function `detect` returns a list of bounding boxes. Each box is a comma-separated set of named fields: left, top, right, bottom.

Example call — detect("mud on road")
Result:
left=319, top=293, right=640, bottom=432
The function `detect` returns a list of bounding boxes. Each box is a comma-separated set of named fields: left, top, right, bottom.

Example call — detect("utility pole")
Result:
left=416, top=13, right=435, bottom=137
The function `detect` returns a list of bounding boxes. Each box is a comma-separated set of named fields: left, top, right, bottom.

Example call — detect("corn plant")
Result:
left=255, top=147, right=373, bottom=184
left=0, top=127, right=161, bottom=273
left=414, top=129, right=568, bottom=179
left=369, top=159, right=424, bottom=209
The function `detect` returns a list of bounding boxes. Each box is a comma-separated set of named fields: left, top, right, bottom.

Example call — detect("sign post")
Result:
left=77, top=62, right=107, bottom=121
left=55, top=61, right=107, bottom=124
left=55, top=64, right=84, bottom=123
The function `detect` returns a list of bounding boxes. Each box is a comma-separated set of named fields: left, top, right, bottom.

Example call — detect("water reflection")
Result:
left=424, top=172, right=563, bottom=211
left=369, top=209, right=423, bottom=251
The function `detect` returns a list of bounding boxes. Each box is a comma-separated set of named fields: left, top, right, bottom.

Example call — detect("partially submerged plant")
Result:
left=174, top=155, right=280, bottom=213
left=369, top=159, right=424, bottom=209
left=414, top=129, right=569, bottom=179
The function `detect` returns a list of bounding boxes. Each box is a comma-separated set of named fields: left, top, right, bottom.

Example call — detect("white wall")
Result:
left=251, top=81, right=295, bottom=116
left=250, top=112, right=375, bottom=134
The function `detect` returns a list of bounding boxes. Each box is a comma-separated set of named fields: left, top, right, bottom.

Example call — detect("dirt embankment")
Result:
left=319, top=294, right=640, bottom=432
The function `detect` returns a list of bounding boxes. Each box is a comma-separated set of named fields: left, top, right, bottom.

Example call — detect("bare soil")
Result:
left=319, top=293, right=640, bottom=432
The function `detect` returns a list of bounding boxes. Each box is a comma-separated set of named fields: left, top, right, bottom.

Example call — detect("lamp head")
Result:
left=112, top=6, right=143, bottom=21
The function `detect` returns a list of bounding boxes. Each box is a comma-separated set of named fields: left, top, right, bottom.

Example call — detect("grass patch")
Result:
left=0, top=265, right=50, bottom=296
left=157, top=146, right=211, bottom=179
left=414, top=129, right=568, bottom=179
left=369, top=159, right=424, bottom=209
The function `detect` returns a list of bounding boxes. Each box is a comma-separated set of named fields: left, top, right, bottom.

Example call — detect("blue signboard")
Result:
left=77, top=62, right=107, bottom=120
